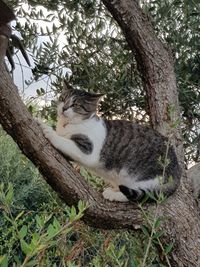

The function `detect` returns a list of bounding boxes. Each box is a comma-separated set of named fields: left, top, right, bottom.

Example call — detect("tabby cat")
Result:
left=38, top=82, right=181, bottom=202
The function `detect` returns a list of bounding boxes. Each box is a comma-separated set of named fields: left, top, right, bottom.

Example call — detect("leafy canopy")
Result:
left=7, top=0, right=200, bottom=165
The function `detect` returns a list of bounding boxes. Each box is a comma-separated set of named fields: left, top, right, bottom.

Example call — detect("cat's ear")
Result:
left=62, top=80, right=74, bottom=93
left=89, top=93, right=104, bottom=105
left=58, top=80, right=74, bottom=102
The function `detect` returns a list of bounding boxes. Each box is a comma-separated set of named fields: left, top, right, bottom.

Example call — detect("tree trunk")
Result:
left=188, top=163, right=200, bottom=200
left=102, top=1, right=200, bottom=265
left=102, top=0, right=182, bottom=158
left=0, top=1, right=200, bottom=266
left=0, top=32, right=145, bottom=230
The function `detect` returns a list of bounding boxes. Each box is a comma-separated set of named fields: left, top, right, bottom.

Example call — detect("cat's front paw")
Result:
left=35, top=118, right=55, bottom=142
left=102, top=187, right=129, bottom=202
left=42, top=126, right=55, bottom=142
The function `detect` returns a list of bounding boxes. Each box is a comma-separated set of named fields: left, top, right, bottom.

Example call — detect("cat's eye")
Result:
left=58, top=95, right=64, bottom=102
left=70, top=103, right=80, bottom=108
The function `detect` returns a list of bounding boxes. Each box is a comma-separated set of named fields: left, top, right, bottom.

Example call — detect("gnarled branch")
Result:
left=0, top=34, right=143, bottom=229
left=103, top=0, right=183, bottom=160
left=0, top=1, right=200, bottom=266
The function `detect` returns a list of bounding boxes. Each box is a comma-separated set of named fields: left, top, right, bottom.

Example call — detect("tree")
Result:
left=0, top=0, right=200, bottom=266
left=7, top=0, right=200, bottom=166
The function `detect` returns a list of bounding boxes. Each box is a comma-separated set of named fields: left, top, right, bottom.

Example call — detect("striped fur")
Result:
left=38, top=84, right=181, bottom=202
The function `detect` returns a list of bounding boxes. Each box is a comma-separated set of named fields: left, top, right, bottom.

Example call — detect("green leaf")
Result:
left=153, top=230, right=164, bottom=239
left=31, top=232, right=40, bottom=247
left=140, top=225, right=149, bottom=236
left=36, top=89, right=41, bottom=96
left=2, top=212, right=13, bottom=224
left=69, top=206, right=77, bottom=221
left=24, top=259, right=38, bottom=266
left=5, top=183, right=13, bottom=205
left=0, top=255, right=8, bottom=267
left=165, top=241, right=174, bottom=254
left=140, top=193, right=150, bottom=205
left=35, top=214, right=43, bottom=228
left=46, top=224, right=58, bottom=240
left=20, top=239, right=32, bottom=255
left=78, top=200, right=87, bottom=213
left=117, top=245, right=126, bottom=258
left=15, top=211, right=25, bottom=221
left=154, top=218, right=161, bottom=229
left=19, top=225, right=28, bottom=239
left=53, top=217, right=61, bottom=231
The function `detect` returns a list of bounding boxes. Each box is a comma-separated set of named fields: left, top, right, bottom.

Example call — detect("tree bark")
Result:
left=188, top=163, right=200, bottom=200
left=0, top=35, right=144, bottom=229
left=0, top=1, right=200, bottom=266
left=0, top=49, right=143, bottom=229
left=102, top=0, right=182, bottom=159
left=101, top=1, right=200, bottom=265
left=0, top=0, right=15, bottom=25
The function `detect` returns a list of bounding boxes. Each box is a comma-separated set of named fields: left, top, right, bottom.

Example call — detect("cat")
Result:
left=37, top=81, right=181, bottom=202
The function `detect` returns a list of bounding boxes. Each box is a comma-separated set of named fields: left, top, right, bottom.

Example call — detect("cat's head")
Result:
left=57, top=81, right=104, bottom=122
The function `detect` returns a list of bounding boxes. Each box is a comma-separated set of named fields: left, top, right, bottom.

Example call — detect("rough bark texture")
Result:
left=0, top=0, right=15, bottom=24
left=102, top=0, right=182, bottom=159
left=0, top=1, right=200, bottom=266
left=101, top=1, right=200, bottom=265
left=188, top=163, right=200, bottom=200
left=0, top=42, right=144, bottom=229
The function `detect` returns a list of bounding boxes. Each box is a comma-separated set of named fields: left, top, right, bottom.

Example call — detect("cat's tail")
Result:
left=119, top=180, right=180, bottom=202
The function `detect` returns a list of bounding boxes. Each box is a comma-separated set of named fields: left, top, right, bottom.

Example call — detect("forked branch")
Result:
left=0, top=1, right=200, bottom=265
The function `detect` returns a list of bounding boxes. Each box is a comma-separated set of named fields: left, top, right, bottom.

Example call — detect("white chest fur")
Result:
left=56, top=116, right=106, bottom=167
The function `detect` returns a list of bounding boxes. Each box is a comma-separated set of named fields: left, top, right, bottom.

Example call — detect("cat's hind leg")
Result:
left=102, top=187, right=129, bottom=202
left=119, top=185, right=145, bottom=201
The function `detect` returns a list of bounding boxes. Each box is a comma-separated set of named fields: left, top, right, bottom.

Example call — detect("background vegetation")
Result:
left=8, top=0, right=199, bottom=165
left=0, top=128, right=171, bottom=266
left=0, top=0, right=199, bottom=266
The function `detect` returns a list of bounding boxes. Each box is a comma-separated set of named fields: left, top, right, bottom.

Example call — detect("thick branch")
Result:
left=0, top=0, right=15, bottom=24
left=100, top=1, right=200, bottom=265
left=0, top=2, right=200, bottom=266
left=0, top=34, right=143, bottom=229
left=0, top=32, right=200, bottom=266
left=188, top=163, right=200, bottom=200
left=102, top=0, right=182, bottom=159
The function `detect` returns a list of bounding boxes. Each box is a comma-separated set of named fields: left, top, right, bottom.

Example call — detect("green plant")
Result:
left=0, top=127, right=56, bottom=210
left=0, top=179, right=163, bottom=267
left=0, top=119, right=178, bottom=266
left=0, top=182, right=87, bottom=266
left=138, top=131, right=178, bottom=267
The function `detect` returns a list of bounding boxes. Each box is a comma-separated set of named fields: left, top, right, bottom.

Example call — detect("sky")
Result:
left=10, top=4, right=66, bottom=101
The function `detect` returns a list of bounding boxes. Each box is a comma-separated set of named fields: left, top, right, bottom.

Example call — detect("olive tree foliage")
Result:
left=141, top=0, right=200, bottom=165
left=8, top=0, right=200, bottom=165
left=10, top=0, right=141, bottom=121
